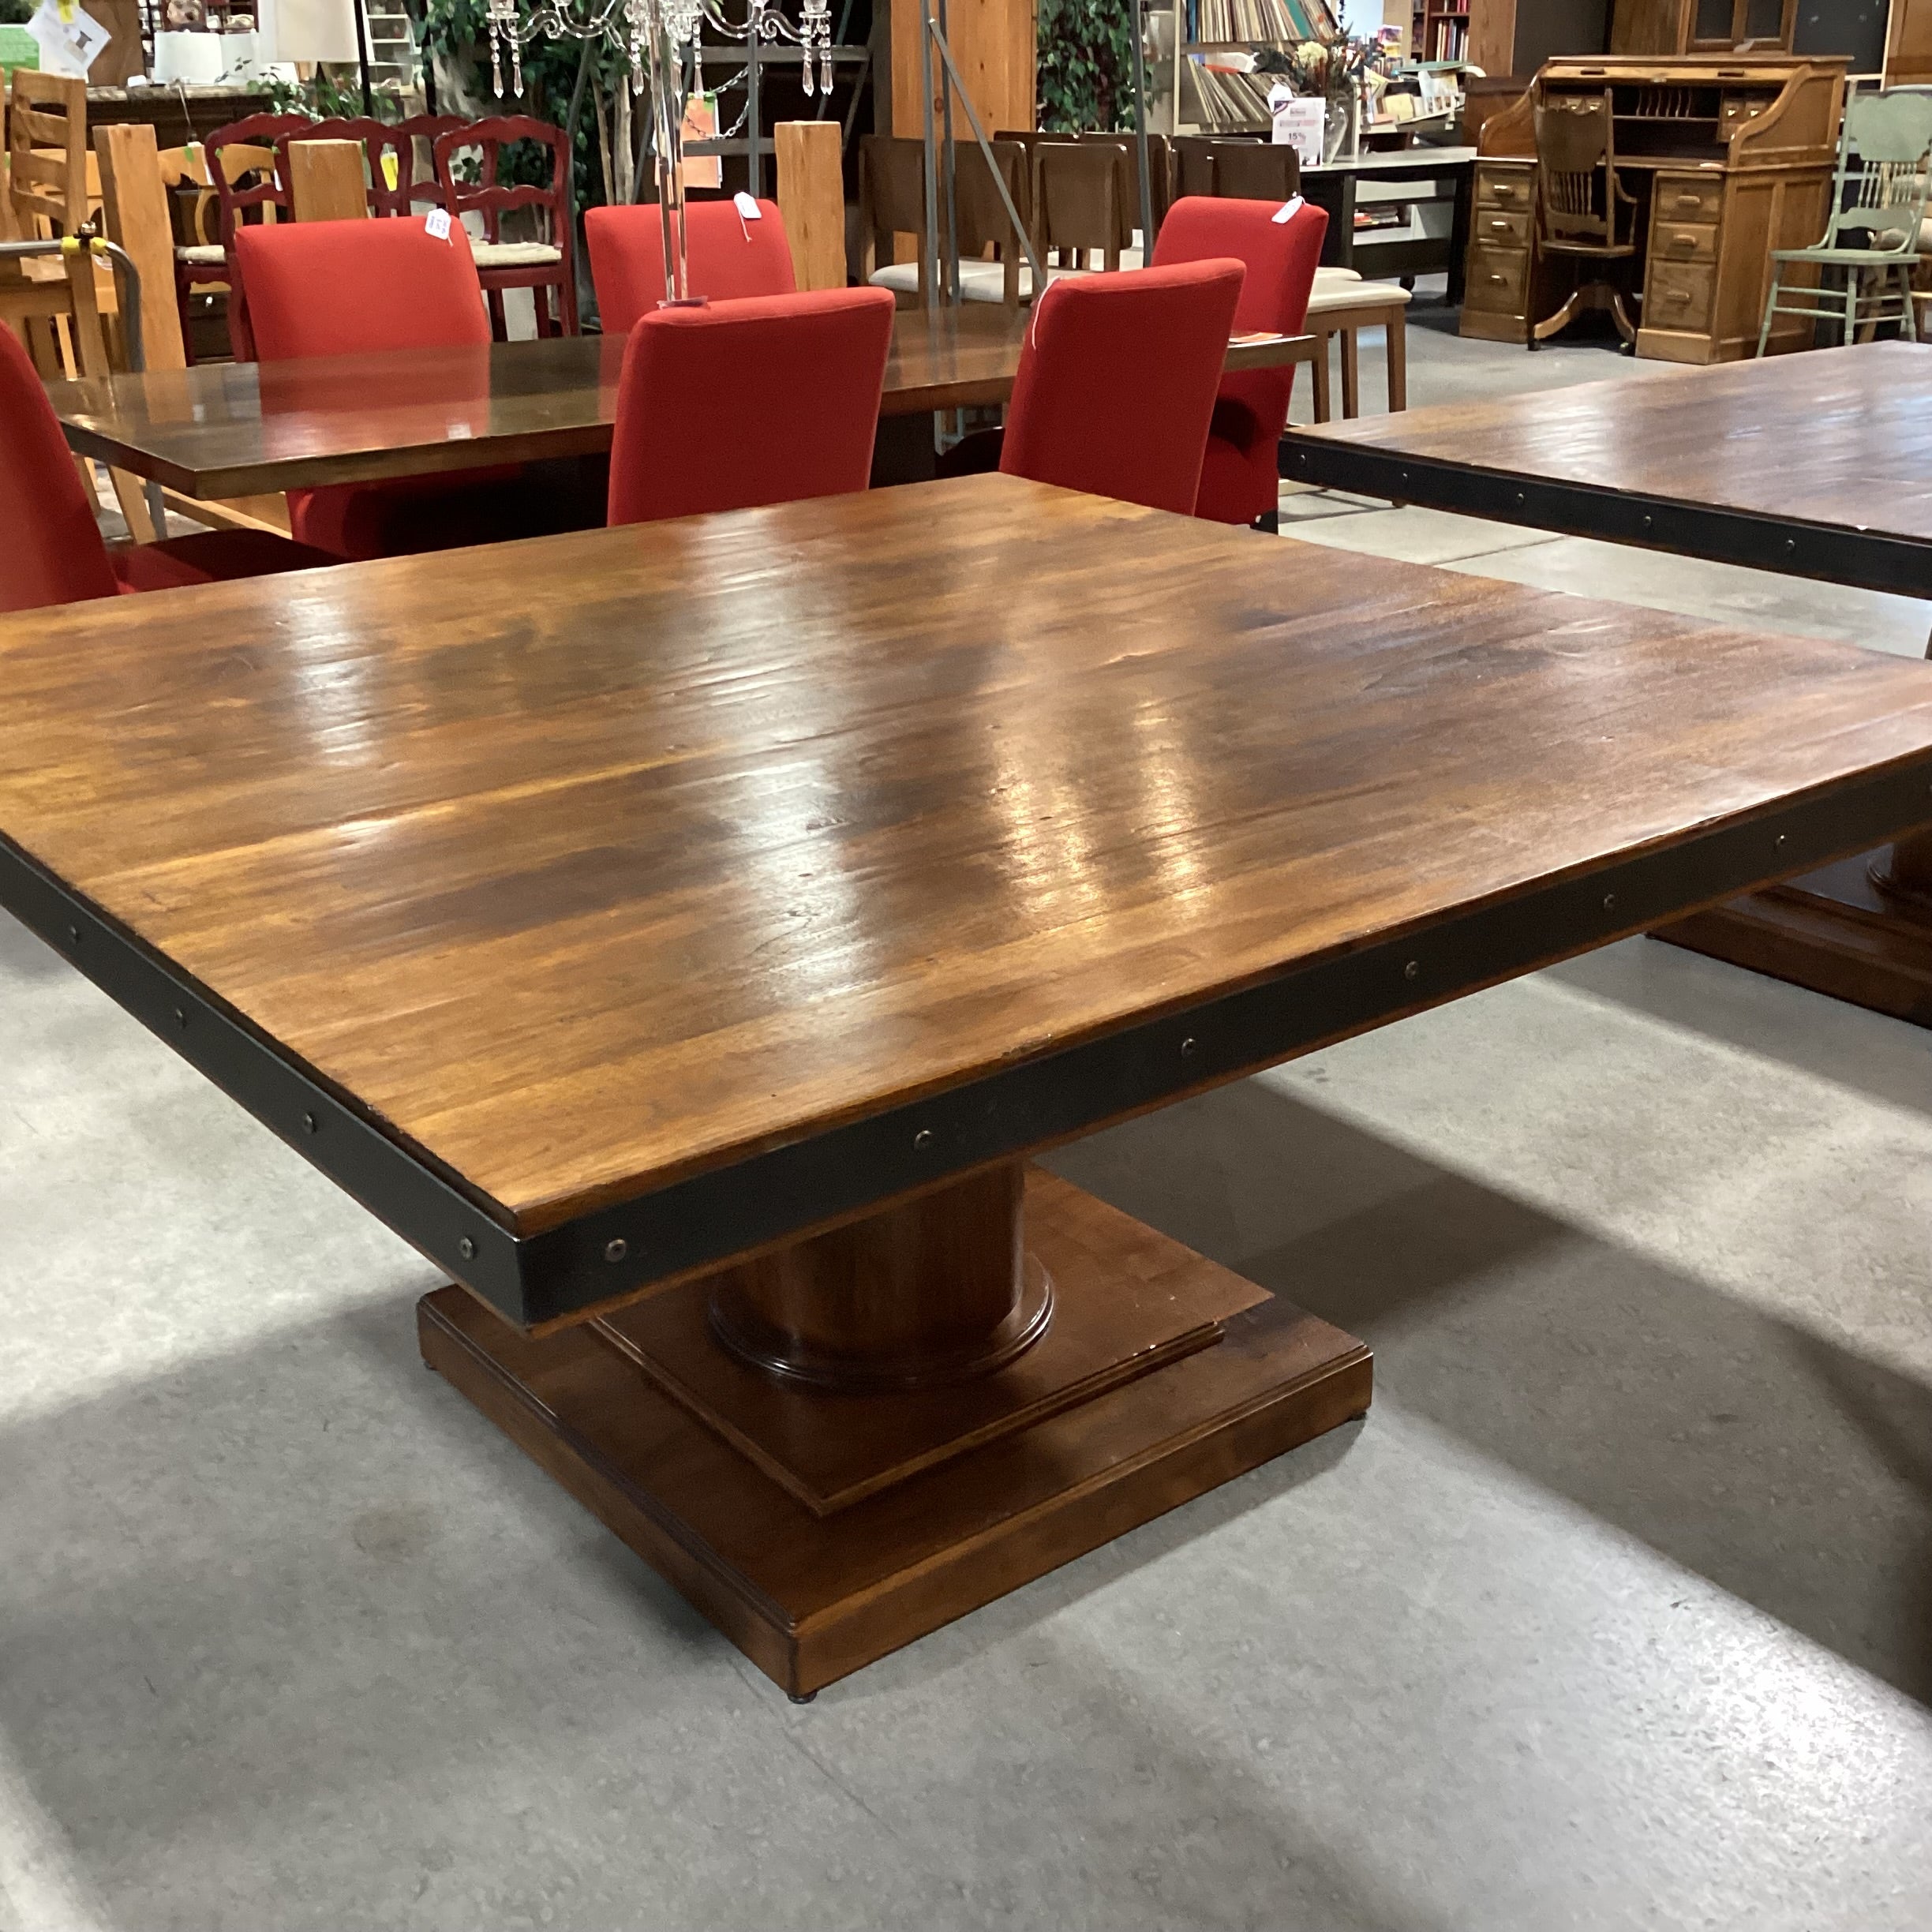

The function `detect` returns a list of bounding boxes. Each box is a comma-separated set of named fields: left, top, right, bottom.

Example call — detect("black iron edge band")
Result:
left=519, top=758, right=1932, bottom=1327
left=1276, top=440, right=1932, bottom=601
left=0, top=834, right=526, bottom=1316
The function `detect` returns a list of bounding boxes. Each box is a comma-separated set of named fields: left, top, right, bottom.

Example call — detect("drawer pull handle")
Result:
left=1667, top=289, right=1690, bottom=303
left=1672, top=233, right=1698, bottom=249
left=1674, top=196, right=1702, bottom=211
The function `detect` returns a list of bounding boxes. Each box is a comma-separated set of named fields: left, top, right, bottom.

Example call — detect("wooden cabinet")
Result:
left=1612, top=0, right=1795, bottom=55
left=1459, top=54, right=1844, bottom=362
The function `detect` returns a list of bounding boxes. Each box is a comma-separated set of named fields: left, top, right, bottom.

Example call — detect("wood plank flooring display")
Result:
left=1283, top=341, right=1932, bottom=1028
left=5, top=476, right=1932, bottom=1695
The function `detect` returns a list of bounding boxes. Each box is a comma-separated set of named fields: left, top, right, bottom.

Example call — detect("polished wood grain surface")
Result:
left=1289, top=341, right=1932, bottom=544
left=46, top=310, right=1314, bottom=497
left=5, top=475, right=1932, bottom=1242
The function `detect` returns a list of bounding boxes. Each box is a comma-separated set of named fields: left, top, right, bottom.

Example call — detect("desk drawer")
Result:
left=1474, top=208, right=1530, bottom=250
left=1647, top=260, right=1714, bottom=333
left=1476, top=170, right=1533, bottom=214
left=1656, top=177, right=1722, bottom=224
left=1652, top=219, right=1717, bottom=265
left=1465, top=245, right=1528, bottom=313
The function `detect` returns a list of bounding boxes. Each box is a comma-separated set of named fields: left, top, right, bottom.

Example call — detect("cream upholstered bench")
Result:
left=1304, top=267, right=1410, bottom=420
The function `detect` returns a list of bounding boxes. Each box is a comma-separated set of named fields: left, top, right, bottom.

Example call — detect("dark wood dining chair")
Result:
left=950, top=138, right=1034, bottom=305
left=858, top=134, right=934, bottom=305
left=1032, top=140, right=1129, bottom=272
left=1208, top=140, right=1301, bottom=204
left=1529, top=89, right=1639, bottom=350
left=432, top=117, right=578, bottom=339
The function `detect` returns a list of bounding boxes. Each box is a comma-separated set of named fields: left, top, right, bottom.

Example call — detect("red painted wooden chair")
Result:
left=181, top=113, right=313, bottom=364
left=1151, top=195, right=1327, bottom=527
left=432, top=118, right=578, bottom=339
left=607, top=286, right=896, bottom=526
left=998, top=259, right=1246, bottom=515
left=585, top=198, right=795, bottom=334
left=0, top=324, right=335, bottom=613
left=234, top=217, right=593, bottom=560
left=272, top=114, right=466, bottom=221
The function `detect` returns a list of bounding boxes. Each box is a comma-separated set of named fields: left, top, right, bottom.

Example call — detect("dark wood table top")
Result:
left=1282, top=342, right=1932, bottom=593
left=4, top=475, right=1931, bottom=1325
left=47, top=309, right=1314, bottom=499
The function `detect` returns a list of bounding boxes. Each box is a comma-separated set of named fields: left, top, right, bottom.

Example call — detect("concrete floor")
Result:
left=6, top=305, right=1932, bottom=1931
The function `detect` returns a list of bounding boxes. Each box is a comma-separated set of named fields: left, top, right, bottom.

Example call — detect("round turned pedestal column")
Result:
left=706, top=1162, right=1054, bottom=1392
left=1870, top=829, right=1932, bottom=922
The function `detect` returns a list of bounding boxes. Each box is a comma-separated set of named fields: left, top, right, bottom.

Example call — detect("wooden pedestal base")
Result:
left=419, top=1169, right=1371, bottom=1697
left=1657, top=841, right=1932, bottom=1028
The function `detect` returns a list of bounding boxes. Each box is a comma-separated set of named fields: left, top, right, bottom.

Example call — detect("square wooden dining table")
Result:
left=1282, top=341, right=1932, bottom=1028
left=43, top=306, right=1316, bottom=500
left=4, top=475, right=1931, bottom=1698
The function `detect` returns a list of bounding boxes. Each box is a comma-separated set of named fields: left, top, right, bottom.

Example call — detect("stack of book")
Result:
left=1181, top=55, right=1276, bottom=129
left=1185, top=0, right=1338, bottom=43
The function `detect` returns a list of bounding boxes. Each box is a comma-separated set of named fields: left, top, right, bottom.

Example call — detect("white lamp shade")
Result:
left=257, top=0, right=358, bottom=62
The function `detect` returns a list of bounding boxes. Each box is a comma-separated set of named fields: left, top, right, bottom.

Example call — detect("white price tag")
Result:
left=1271, top=195, right=1305, bottom=225
left=732, top=191, right=762, bottom=220
left=425, top=207, right=453, bottom=242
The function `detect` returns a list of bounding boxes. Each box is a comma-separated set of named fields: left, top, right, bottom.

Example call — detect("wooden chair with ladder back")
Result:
left=1528, top=89, right=1640, bottom=350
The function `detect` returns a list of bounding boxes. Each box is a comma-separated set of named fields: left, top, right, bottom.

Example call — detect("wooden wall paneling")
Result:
left=1466, top=0, right=1518, bottom=74
left=890, top=0, right=1035, bottom=144
left=776, top=120, right=848, bottom=288
left=1889, top=0, right=1932, bottom=83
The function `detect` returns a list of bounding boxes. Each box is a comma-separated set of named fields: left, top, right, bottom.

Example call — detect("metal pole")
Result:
left=939, top=0, right=957, bottom=303
left=747, top=2, right=762, bottom=199
left=353, top=0, right=376, bottom=116
left=918, top=0, right=938, bottom=309
left=1129, top=0, right=1155, bottom=256
left=647, top=14, right=691, bottom=301
left=927, top=19, right=1043, bottom=291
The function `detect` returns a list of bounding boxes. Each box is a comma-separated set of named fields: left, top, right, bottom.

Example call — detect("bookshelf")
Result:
left=1414, top=0, right=1470, bottom=63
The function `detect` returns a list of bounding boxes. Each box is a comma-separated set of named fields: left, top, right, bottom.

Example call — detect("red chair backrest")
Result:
left=608, top=286, right=896, bottom=526
left=1151, top=194, right=1327, bottom=447
left=0, top=324, right=118, bottom=612
left=998, top=260, right=1245, bottom=515
left=234, top=217, right=492, bottom=361
left=586, top=199, right=796, bottom=333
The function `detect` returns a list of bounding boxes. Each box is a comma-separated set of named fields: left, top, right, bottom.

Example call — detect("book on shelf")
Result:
left=1185, top=0, right=1338, bottom=44
left=1181, top=53, right=1275, bottom=130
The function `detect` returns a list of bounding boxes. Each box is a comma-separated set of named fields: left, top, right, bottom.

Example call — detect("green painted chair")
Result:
left=1756, top=88, right=1932, bottom=356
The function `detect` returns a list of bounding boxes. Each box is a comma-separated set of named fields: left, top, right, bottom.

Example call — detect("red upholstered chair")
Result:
left=0, top=324, right=334, bottom=615
left=585, top=199, right=796, bottom=333
left=233, top=217, right=590, bottom=561
left=608, top=286, right=895, bottom=526
left=1151, top=195, right=1327, bottom=527
left=998, top=260, right=1245, bottom=515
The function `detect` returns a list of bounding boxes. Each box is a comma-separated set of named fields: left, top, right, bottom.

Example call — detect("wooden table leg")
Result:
left=1385, top=305, right=1407, bottom=412
left=420, top=1163, right=1370, bottom=1698
left=1340, top=325, right=1361, bottom=420
left=1312, top=333, right=1333, bottom=423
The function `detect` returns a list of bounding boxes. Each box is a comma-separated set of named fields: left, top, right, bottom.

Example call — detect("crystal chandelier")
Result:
left=486, top=0, right=832, bottom=300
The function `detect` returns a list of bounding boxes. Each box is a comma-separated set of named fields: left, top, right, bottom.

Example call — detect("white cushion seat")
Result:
left=175, top=244, right=226, bottom=266
left=471, top=241, right=563, bottom=269
left=1305, top=278, right=1410, bottom=316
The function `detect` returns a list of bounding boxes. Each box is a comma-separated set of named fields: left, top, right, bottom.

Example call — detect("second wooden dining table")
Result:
left=44, top=305, right=1315, bottom=501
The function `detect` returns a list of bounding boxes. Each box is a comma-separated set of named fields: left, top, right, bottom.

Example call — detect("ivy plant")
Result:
left=1037, top=0, right=1139, bottom=133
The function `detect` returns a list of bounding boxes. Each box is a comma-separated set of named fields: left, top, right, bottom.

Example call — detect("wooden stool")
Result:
left=1305, top=271, right=1410, bottom=421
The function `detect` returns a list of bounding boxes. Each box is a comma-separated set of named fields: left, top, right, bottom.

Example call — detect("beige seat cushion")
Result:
left=868, top=260, right=1084, bottom=305
left=1312, top=264, right=1362, bottom=285
left=471, top=241, right=563, bottom=269
left=1305, top=279, right=1411, bottom=316
left=175, top=244, right=226, bottom=266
